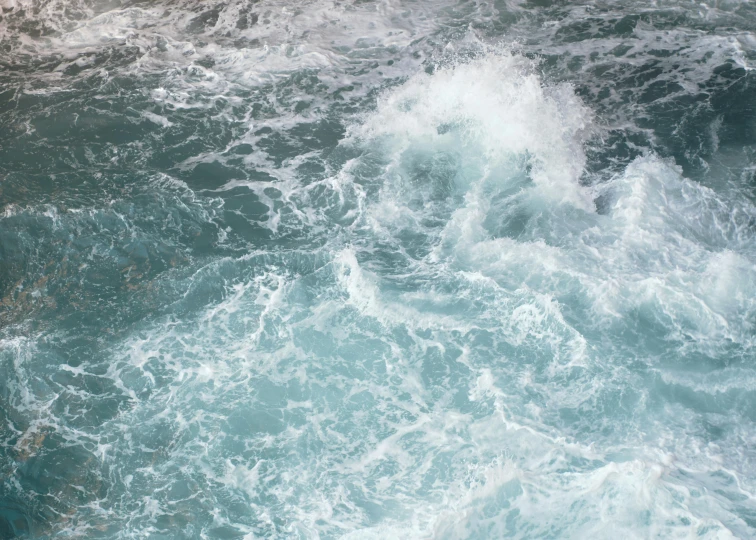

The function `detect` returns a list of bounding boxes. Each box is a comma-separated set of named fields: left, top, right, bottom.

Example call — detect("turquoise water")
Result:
left=1, top=0, right=756, bottom=537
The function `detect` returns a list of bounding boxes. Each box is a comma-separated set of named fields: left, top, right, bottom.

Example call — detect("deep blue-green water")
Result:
left=1, top=0, right=756, bottom=538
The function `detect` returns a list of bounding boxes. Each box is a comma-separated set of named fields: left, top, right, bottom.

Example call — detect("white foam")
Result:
left=2, top=0, right=448, bottom=86
left=356, top=52, right=595, bottom=211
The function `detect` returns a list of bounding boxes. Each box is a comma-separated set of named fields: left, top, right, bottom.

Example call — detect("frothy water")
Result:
left=1, top=1, right=756, bottom=538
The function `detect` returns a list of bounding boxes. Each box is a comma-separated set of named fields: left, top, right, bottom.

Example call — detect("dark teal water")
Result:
left=1, top=1, right=756, bottom=538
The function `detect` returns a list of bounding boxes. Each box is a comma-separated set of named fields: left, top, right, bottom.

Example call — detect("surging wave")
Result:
left=2, top=1, right=756, bottom=538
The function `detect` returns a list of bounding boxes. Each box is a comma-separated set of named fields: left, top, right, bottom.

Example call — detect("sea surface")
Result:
left=1, top=0, right=756, bottom=538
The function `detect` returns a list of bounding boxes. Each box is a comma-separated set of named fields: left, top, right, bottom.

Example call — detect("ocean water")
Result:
left=1, top=0, right=756, bottom=537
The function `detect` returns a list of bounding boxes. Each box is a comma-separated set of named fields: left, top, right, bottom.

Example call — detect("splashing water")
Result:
left=1, top=0, right=756, bottom=538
